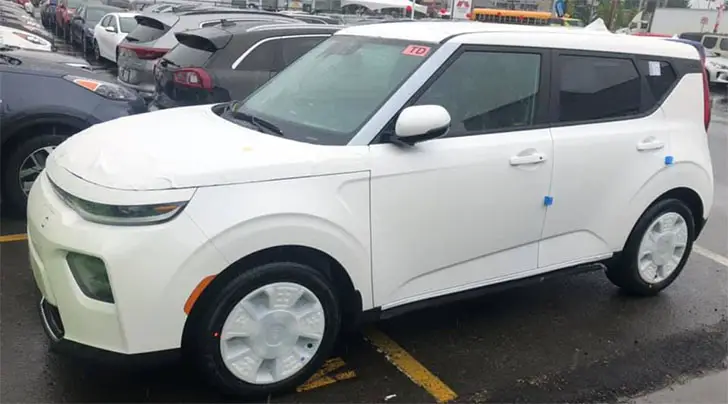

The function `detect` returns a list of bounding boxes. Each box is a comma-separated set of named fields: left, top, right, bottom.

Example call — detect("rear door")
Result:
left=540, top=51, right=677, bottom=268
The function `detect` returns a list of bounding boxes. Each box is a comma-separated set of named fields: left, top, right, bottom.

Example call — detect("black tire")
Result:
left=186, top=262, right=341, bottom=399
left=605, top=198, right=695, bottom=296
left=1, top=134, right=68, bottom=216
left=82, top=33, right=87, bottom=54
left=93, top=40, right=102, bottom=62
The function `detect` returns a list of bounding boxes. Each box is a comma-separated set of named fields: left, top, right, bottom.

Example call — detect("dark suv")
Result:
left=150, top=22, right=340, bottom=110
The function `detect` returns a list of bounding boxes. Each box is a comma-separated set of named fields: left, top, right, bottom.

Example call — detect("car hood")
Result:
left=50, top=105, right=368, bottom=191
left=707, top=56, right=728, bottom=66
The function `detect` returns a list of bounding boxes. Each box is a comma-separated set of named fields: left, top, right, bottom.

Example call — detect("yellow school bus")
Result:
left=470, top=8, right=583, bottom=27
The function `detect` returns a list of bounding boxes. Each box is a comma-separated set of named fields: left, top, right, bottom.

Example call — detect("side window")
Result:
left=557, top=55, right=641, bottom=123
left=100, top=15, right=111, bottom=26
left=720, top=38, right=728, bottom=51
left=280, top=36, right=328, bottom=67
left=413, top=51, right=541, bottom=137
left=235, top=39, right=280, bottom=72
left=702, top=36, right=718, bottom=49
left=109, top=15, right=119, bottom=30
left=637, top=59, right=677, bottom=102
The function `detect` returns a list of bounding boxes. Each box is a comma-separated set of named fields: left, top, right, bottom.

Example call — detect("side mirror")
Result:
left=105, top=25, right=117, bottom=32
left=391, top=105, right=450, bottom=146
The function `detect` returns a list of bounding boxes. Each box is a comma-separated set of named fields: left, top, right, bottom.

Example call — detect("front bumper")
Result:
left=709, top=68, right=728, bottom=84
left=28, top=169, right=229, bottom=357
left=39, top=297, right=180, bottom=367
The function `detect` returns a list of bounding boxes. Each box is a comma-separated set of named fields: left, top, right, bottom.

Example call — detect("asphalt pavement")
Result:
left=0, top=23, right=727, bottom=402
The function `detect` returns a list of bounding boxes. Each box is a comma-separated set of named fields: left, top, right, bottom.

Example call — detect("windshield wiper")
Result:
left=223, top=102, right=285, bottom=137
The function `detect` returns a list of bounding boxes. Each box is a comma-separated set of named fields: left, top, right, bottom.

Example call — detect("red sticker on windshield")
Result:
left=402, top=45, right=431, bottom=57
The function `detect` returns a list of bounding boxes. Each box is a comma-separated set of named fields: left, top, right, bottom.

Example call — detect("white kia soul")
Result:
left=28, top=21, right=714, bottom=398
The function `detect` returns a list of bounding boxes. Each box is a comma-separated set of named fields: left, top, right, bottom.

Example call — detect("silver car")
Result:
left=116, top=8, right=298, bottom=98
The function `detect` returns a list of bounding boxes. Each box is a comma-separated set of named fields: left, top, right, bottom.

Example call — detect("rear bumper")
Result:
left=39, top=298, right=180, bottom=368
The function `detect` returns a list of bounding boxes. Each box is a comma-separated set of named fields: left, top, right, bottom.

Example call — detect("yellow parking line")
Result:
left=0, top=233, right=27, bottom=243
left=297, top=357, right=357, bottom=392
left=364, top=328, right=458, bottom=403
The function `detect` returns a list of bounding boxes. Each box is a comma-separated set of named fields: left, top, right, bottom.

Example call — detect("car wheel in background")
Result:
left=185, top=261, right=341, bottom=399
left=82, top=33, right=87, bottom=54
left=605, top=198, right=695, bottom=296
left=2, top=132, right=70, bottom=216
left=94, top=40, right=102, bottom=61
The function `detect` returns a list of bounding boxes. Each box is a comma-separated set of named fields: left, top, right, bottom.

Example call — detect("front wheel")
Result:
left=93, top=40, right=102, bottom=62
left=1, top=134, right=68, bottom=216
left=606, top=198, right=695, bottom=296
left=186, top=262, right=341, bottom=398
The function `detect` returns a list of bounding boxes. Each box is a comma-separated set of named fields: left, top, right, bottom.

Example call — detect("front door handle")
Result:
left=509, top=152, right=547, bottom=166
left=637, top=139, right=665, bottom=151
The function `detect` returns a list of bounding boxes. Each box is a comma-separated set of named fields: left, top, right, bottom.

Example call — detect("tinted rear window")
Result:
left=125, top=16, right=169, bottom=42
left=163, top=42, right=213, bottom=67
left=720, top=38, right=728, bottom=51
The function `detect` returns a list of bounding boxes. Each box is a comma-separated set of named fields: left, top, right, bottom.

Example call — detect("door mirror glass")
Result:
left=393, top=105, right=450, bottom=145
left=105, top=25, right=116, bottom=32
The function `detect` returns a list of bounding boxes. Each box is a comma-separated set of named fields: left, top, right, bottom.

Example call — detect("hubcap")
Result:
left=18, top=146, right=56, bottom=196
left=637, top=212, right=689, bottom=284
left=219, top=282, right=325, bottom=385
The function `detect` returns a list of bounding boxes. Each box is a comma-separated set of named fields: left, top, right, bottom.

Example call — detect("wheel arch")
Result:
left=181, top=244, right=363, bottom=351
left=1, top=113, right=90, bottom=154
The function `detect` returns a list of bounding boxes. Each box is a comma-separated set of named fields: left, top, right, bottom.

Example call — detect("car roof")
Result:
left=336, top=21, right=701, bottom=60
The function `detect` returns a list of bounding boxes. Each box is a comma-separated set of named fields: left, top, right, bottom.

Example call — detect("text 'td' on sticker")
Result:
left=402, top=45, right=431, bottom=57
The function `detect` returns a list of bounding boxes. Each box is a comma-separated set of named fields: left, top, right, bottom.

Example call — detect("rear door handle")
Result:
left=637, top=139, right=665, bottom=151
left=510, top=152, right=547, bottom=166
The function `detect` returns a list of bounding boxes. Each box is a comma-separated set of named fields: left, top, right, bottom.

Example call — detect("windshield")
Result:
left=238, top=35, right=436, bottom=145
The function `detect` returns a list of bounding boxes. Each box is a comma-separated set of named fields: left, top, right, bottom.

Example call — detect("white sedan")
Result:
left=92, top=12, right=138, bottom=64
left=706, top=51, right=728, bottom=85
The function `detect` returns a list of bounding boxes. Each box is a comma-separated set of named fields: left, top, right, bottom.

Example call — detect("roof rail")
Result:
left=180, top=8, right=295, bottom=17
left=246, top=22, right=343, bottom=32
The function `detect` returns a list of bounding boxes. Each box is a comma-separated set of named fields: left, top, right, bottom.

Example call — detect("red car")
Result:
left=55, top=0, right=84, bottom=39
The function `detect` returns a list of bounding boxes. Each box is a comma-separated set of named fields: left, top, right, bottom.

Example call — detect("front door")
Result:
left=369, top=46, right=554, bottom=308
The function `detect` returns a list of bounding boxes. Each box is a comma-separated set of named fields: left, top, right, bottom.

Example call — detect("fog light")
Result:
left=66, top=252, right=114, bottom=303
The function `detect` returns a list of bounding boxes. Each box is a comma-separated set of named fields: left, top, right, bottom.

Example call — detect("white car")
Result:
left=705, top=51, right=728, bottom=85
left=92, top=12, right=138, bottom=63
left=0, top=25, right=52, bottom=51
left=28, top=22, right=714, bottom=398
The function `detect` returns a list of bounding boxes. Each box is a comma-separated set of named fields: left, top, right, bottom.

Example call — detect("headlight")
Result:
left=63, top=74, right=139, bottom=100
left=12, top=31, right=47, bottom=45
left=50, top=180, right=188, bottom=226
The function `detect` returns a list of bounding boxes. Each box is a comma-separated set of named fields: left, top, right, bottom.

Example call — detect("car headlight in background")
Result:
left=708, top=61, right=728, bottom=70
left=63, top=75, right=139, bottom=101
left=50, top=180, right=189, bottom=226
left=12, top=31, right=47, bottom=45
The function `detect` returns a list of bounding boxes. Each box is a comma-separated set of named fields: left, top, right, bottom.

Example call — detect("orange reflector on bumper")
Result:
left=183, top=275, right=215, bottom=314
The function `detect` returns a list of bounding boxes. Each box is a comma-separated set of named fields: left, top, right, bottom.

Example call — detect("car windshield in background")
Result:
left=237, top=35, right=436, bottom=145
left=119, top=16, right=137, bottom=32
left=87, top=8, right=113, bottom=22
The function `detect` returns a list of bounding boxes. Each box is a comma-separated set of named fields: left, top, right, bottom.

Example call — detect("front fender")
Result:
left=181, top=171, right=373, bottom=310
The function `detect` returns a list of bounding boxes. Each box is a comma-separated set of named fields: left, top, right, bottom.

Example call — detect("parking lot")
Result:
left=2, top=9, right=728, bottom=401
left=0, top=89, right=726, bottom=402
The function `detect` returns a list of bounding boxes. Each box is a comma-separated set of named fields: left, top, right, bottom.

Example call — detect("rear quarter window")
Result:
left=637, top=59, right=678, bottom=103
left=720, top=38, right=728, bottom=51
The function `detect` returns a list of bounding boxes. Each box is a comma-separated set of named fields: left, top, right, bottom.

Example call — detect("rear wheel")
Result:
left=1, top=127, right=76, bottom=216
left=606, top=199, right=695, bottom=296
left=186, top=262, right=341, bottom=399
